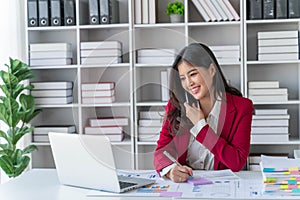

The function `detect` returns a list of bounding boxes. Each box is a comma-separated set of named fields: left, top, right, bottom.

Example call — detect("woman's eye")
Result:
left=180, top=77, right=185, bottom=81
left=190, top=72, right=197, bottom=76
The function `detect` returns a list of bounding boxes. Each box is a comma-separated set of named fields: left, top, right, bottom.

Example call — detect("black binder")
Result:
left=248, top=0, right=262, bottom=20
left=89, top=0, right=100, bottom=24
left=276, top=0, right=287, bottom=19
left=263, top=0, right=275, bottom=19
left=99, top=0, right=119, bottom=24
left=288, top=0, right=300, bottom=18
left=99, top=0, right=109, bottom=24
left=38, top=0, right=50, bottom=26
left=64, top=0, right=76, bottom=25
left=50, top=0, right=63, bottom=26
left=28, top=0, right=39, bottom=27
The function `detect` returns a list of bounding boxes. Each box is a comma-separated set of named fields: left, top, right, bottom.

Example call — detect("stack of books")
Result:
left=209, top=45, right=240, bottom=64
left=29, top=43, right=72, bottom=66
left=191, top=0, right=240, bottom=22
left=31, top=81, right=73, bottom=104
left=80, top=41, right=122, bottom=65
left=251, top=109, right=290, bottom=143
left=248, top=153, right=289, bottom=171
left=138, top=110, right=164, bottom=142
left=136, top=48, right=176, bottom=65
left=257, top=30, right=299, bottom=61
left=260, top=155, right=300, bottom=196
left=81, top=82, right=115, bottom=104
left=84, top=117, right=128, bottom=142
left=248, top=81, right=288, bottom=102
left=33, top=125, right=76, bottom=143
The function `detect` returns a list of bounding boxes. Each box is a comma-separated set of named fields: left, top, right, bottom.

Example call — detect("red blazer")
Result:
left=154, top=92, right=254, bottom=173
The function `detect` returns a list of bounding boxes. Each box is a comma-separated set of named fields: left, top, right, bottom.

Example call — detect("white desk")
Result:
left=0, top=169, right=298, bottom=200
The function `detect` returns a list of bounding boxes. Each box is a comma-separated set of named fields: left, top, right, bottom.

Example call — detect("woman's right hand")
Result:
left=166, top=165, right=193, bottom=183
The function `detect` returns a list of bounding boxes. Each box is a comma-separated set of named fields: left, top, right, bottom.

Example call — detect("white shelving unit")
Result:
left=243, top=4, right=300, bottom=157
left=24, top=0, right=300, bottom=170
left=25, top=0, right=135, bottom=170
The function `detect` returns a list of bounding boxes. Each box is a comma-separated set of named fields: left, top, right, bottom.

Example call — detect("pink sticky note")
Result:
left=160, top=192, right=182, bottom=197
left=187, top=177, right=213, bottom=186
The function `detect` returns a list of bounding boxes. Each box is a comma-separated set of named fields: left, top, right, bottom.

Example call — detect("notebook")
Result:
left=48, top=132, right=155, bottom=193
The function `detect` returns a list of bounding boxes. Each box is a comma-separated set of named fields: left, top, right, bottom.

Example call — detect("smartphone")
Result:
left=185, top=91, right=200, bottom=108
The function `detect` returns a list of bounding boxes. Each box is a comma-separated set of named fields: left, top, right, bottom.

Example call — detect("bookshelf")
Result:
left=24, top=0, right=300, bottom=171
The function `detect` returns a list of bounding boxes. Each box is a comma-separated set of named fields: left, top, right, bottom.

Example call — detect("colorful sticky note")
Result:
left=187, top=177, right=213, bottom=186
left=159, top=192, right=182, bottom=197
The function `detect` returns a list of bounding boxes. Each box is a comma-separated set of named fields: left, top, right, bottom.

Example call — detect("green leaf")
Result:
left=22, top=145, right=37, bottom=154
left=0, top=155, right=14, bottom=176
left=1, top=71, right=18, bottom=91
left=0, top=85, right=10, bottom=97
left=12, top=84, right=26, bottom=99
left=19, top=94, right=35, bottom=111
left=3, top=97, right=21, bottom=127
left=0, top=144, right=9, bottom=151
left=14, top=155, right=30, bottom=177
left=12, top=127, right=33, bottom=145
left=12, top=149, right=22, bottom=164
left=0, top=130, right=9, bottom=142
left=0, top=103, right=10, bottom=125
left=23, top=109, right=42, bottom=124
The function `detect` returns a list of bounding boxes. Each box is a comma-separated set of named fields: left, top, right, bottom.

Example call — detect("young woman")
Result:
left=153, top=43, right=253, bottom=183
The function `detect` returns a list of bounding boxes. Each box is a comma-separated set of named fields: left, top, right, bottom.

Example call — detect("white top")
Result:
left=160, top=99, right=221, bottom=176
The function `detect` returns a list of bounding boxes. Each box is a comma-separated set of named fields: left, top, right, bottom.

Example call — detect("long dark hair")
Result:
left=167, top=43, right=242, bottom=134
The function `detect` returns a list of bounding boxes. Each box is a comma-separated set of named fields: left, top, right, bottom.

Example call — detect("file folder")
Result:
left=99, top=0, right=109, bottom=24
left=28, top=0, right=39, bottom=27
left=38, top=0, right=50, bottom=26
left=263, top=0, right=275, bottom=19
left=248, top=0, right=262, bottom=20
left=110, top=0, right=119, bottom=23
left=275, top=0, right=287, bottom=19
left=50, top=0, right=63, bottom=26
left=288, top=0, right=300, bottom=18
left=89, top=0, right=100, bottom=24
left=64, top=0, right=76, bottom=25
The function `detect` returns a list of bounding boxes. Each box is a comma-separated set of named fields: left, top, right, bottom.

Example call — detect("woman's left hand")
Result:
left=184, top=102, right=204, bottom=125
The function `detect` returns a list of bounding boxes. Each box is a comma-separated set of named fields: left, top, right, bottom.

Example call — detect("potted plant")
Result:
left=166, top=1, right=184, bottom=23
left=0, top=58, right=41, bottom=178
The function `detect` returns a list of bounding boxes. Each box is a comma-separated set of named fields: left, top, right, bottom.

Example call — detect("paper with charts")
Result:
left=86, top=169, right=241, bottom=197
left=86, top=170, right=180, bottom=197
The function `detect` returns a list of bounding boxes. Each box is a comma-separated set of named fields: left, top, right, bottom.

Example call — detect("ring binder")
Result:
left=50, top=0, right=63, bottom=26
left=64, top=0, right=76, bottom=25
left=28, top=0, right=39, bottom=27
left=89, top=0, right=100, bottom=24
left=38, top=0, right=50, bottom=26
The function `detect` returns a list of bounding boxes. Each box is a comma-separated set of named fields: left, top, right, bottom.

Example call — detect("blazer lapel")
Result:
left=218, top=93, right=236, bottom=137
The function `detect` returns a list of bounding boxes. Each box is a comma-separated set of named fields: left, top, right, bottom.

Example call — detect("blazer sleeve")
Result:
left=153, top=100, right=177, bottom=174
left=195, top=96, right=254, bottom=172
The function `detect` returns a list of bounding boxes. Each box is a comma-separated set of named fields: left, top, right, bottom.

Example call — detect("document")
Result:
left=87, top=170, right=180, bottom=197
left=178, top=179, right=238, bottom=198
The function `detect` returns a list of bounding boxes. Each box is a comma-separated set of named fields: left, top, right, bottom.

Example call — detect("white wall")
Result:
left=0, top=0, right=25, bottom=184
left=0, top=0, right=26, bottom=65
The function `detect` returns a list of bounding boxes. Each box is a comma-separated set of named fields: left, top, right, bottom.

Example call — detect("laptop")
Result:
left=48, top=132, right=155, bottom=193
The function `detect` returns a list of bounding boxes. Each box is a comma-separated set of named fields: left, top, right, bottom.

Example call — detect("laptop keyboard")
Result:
left=119, top=181, right=137, bottom=189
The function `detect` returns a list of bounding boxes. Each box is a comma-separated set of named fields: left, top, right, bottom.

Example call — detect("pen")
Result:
left=163, top=150, right=182, bottom=167
left=163, top=150, right=193, bottom=179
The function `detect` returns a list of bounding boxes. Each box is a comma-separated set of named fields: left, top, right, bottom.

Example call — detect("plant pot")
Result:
left=169, top=14, right=183, bottom=23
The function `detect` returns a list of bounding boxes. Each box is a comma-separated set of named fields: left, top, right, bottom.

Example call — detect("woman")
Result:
left=153, top=43, right=253, bottom=183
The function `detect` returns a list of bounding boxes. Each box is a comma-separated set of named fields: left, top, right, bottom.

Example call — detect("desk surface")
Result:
left=0, top=169, right=298, bottom=200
